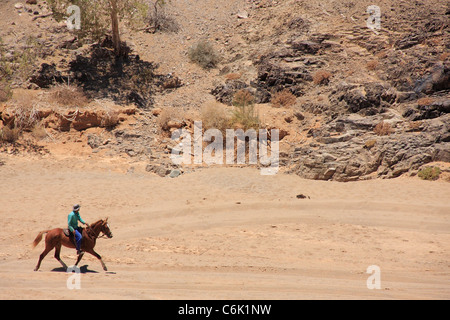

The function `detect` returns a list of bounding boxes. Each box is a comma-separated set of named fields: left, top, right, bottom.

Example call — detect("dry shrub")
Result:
left=374, top=121, right=393, bottom=136
left=92, top=100, right=121, bottom=129
left=158, top=108, right=174, bottom=131
left=100, top=109, right=120, bottom=129
left=6, top=93, right=40, bottom=131
left=417, top=97, right=434, bottom=106
left=31, top=123, right=48, bottom=141
left=271, top=89, right=296, bottom=108
left=49, top=84, right=90, bottom=107
left=0, top=126, right=21, bottom=143
left=439, top=52, right=450, bottom=61
left=232, top=89, right=254, bottom=107
left=157, top=107, right=185, bottom=131
left=225, top=73, right=241, bottom=80
left=366, top=60, right=379, bottom=71
left=312, top=70, right=332, bottom=85
left=147, top=0, right=180, bottom=33
left=0, top=82, right=12, bottom=102
left=408, top=121, right=423, bottom=132
left=201, top=101, right=230, bottom=134
left=364, top=139, right=376, bottom=149
left=230, top=90, right=259, bottom=130
left=188, top=40, right=221, bottom=69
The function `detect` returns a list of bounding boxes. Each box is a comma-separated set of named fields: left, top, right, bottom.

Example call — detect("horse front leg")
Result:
left=54, top=244, right=68, bottom=270
left=74, top=251, right=84, bottom=267
left=87, top=249, right=107, bottom=271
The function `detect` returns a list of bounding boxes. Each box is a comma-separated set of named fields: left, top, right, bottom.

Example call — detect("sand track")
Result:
left=0, top=157, right=449, bottom=299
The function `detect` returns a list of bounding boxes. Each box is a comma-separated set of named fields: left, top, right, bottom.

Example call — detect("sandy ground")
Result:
left=0, top=155, right=449, bottom=300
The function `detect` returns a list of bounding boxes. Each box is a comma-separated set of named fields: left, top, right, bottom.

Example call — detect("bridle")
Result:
left=85, top=220, right=113, bottom=239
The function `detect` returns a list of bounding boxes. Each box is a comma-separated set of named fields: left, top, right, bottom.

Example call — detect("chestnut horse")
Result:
left=32, top=218, right=113, bottom=272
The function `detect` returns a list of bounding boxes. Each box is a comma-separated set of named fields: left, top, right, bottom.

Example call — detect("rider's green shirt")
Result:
left=68, top=211, right=86, bottom=232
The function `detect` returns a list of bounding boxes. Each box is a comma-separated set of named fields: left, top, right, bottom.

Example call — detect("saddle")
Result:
left=64, top=227, right=84, bottom=237
left=63, top=227, right=86, bottom=248
left=63, top=228, right=71, bottom=237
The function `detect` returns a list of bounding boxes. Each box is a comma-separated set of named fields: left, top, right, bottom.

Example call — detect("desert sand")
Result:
left=0, top=155, right=448, bottom=300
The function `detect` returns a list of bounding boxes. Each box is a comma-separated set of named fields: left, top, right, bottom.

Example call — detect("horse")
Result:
left=32, top=218, right=113, bottom=272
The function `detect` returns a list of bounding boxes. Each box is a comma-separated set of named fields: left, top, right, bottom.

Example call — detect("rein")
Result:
left=85, top=222, right=107, bottom=239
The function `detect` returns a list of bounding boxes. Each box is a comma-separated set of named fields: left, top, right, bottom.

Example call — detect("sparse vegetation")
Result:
left=417, top=97, right=434, bottom=106
left=224, top=73, right=241, bottom=80
left=374, top=121, right=393, bottom=136
left=230, top=90, right=260, bottom=131
left=188, top=40, right=221, bottom=69
left=271, top=89, right=296, bottom=108
left=147, top=0, right=179, bottom=33
left=1, top=36, right=44, bottom=85
left=157, top=107, right=185, bottom=132
left=366, top=60, right=379, bottom=71
left=49, top=83, right=90, bottom=107
left=31, top=123, right=49, bottom=141
left=439, top=52, right=450, bottom=61
left=364, top=139, right=376, bottom=149
left=47, top=0, right=149, bottom=55
left=418, top=166, right=441, bottom=181
left=0, top=126, right=21, bottom=143
left=312, top=70, right=332, bottom=85
left=6, top=94, right=41, bottom=132
left=0, top=81, right=12, bottom=102
left=408, top=121, right=423, bottom=132
left=100, top=109, right=120, bottom=129
left=201, top=101, right=230, bottom=134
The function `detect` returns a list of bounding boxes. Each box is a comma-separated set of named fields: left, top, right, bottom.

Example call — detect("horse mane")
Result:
left=90, top=218, right=108, bottom=227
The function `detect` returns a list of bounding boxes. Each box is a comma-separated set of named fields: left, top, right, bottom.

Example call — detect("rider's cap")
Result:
left=73, top=204, right=81, bottom=211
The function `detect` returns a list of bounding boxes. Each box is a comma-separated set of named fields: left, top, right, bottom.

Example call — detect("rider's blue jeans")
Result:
left=74, top=230, right=82, bottom=251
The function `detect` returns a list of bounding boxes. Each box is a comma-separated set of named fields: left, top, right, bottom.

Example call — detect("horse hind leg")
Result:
left=34, top=245, right=53, bottom=271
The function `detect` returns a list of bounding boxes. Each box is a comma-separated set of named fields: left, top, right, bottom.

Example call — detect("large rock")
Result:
left=414, top=62, right=450, bottom=94
left=404, top=98, right=450, bottom=120
left=145, top=164, right=171, bottom=177
left=211, top=80, right=248, bottom=105
left=288, top=113, right=449, bottom=181
left=332, top=82, right=394, bottom=115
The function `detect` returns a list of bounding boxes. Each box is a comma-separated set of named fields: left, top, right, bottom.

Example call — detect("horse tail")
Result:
left=32, top=230, right=48, bottom=249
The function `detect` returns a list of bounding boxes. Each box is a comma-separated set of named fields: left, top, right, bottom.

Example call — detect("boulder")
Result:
left=145, top=164, right=171, bottom=177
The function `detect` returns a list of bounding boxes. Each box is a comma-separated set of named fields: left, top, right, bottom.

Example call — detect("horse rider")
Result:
left=68, top=204, right=88, bottom=254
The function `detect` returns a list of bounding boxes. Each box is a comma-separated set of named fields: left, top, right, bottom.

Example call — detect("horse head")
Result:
left=89, top=218, right=113, bottom=239
left=100, top=217, right=113, bottom=239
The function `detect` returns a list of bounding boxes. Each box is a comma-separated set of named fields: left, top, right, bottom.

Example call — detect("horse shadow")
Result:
left=51, top=265, right=98, bottom=274
left=51, top=265, right=116, bottom=274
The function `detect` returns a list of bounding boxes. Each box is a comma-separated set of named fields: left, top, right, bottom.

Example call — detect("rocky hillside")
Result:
left=0, top=0, right=449, bottom=181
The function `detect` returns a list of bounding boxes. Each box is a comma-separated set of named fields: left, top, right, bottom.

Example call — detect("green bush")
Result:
left=230, top=90, right=260, bottom=131
left=418, top=166, right=441, bottom=181
left=188, top=40, right=220, bottom=69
